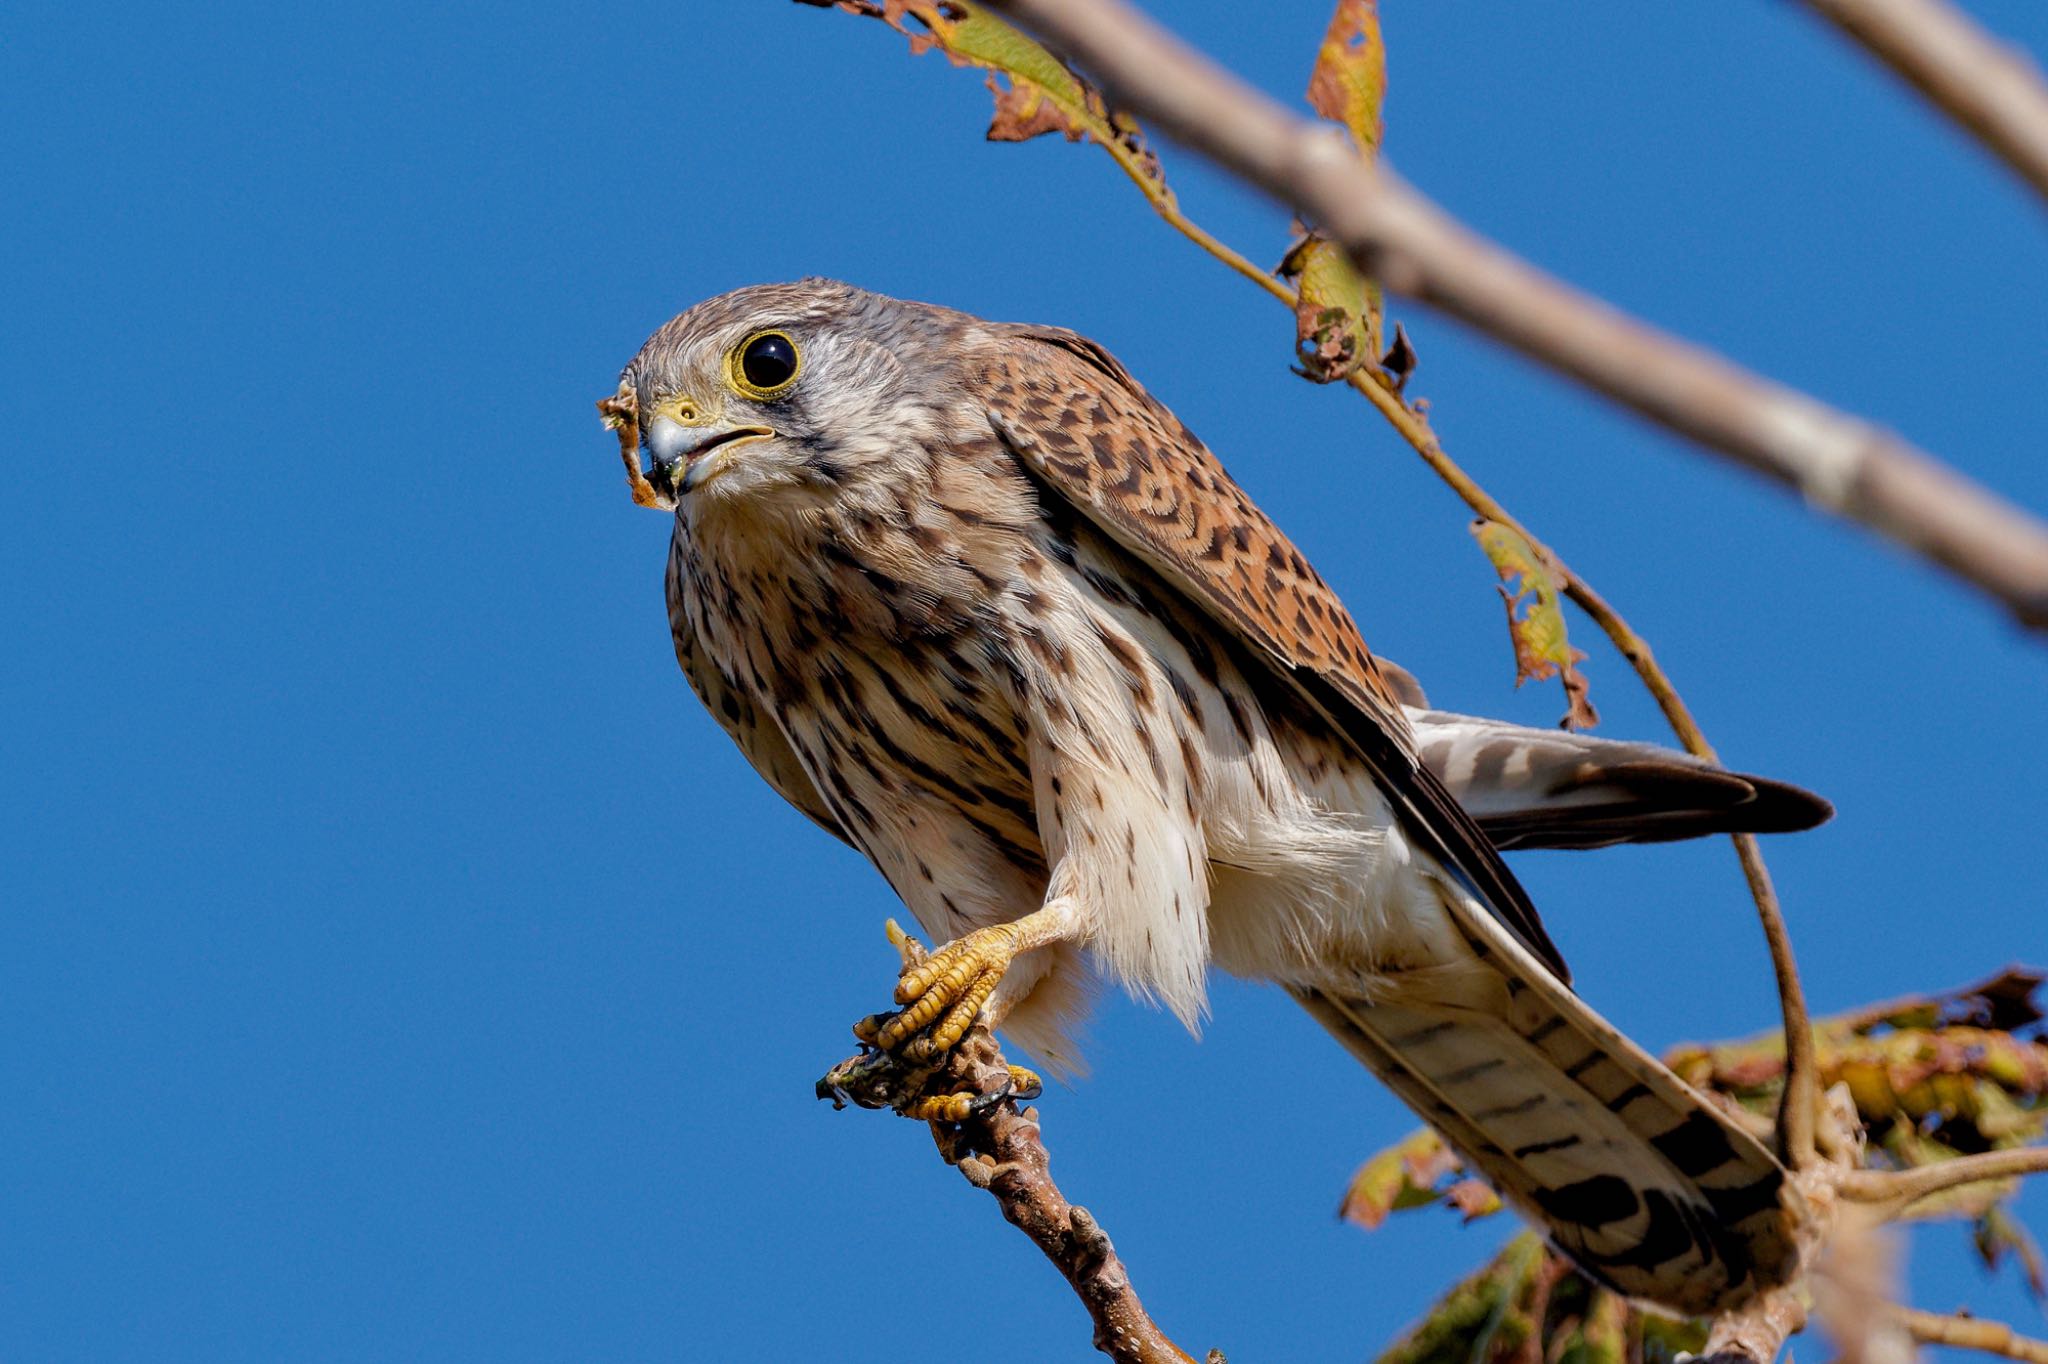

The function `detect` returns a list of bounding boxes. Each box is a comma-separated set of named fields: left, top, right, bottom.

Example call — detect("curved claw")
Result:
left=897, top=1065, right=1046, bottom=1124
left=1004, top=1063, right=1044, bottom=1101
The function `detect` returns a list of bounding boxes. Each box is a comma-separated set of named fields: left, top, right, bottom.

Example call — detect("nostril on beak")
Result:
left=648, top=416, right=702, bottom=472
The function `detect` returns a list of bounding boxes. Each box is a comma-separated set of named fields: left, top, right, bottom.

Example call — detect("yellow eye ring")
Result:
left=727, top=330, right=802, bottom=400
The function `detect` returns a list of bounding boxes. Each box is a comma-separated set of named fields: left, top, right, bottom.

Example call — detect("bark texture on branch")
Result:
left=978, top=0, right=2048, bottom=631
left=820, top=1028, right=1202, bottom=1364
left=1802, top=0, right=2048, bottom=205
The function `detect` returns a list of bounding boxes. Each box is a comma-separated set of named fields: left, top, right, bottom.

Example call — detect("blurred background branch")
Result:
left=1801, top=0, right=2048, bottom=205
left=978, top=0, right=2048, bottom=633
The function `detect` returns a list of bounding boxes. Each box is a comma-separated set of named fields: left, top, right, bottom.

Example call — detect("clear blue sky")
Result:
left=5, top=3, right=2045, bottom=1359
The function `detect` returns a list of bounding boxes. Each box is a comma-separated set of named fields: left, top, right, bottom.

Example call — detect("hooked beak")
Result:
left=649, top=416, right=774, bottom=495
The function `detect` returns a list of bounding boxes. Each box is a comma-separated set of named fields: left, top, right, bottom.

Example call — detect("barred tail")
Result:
left=1295, top=956, right=1800, bottom=1313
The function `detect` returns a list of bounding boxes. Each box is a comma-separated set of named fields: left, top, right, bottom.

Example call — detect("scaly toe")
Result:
left=875, top=925, right=1019, bottom=1056
left=894, top=924, right=1015, bottom=1005
left=913, top=966, right=1003, bottom=1060
left=899, top=1092, right=978, bottom=1124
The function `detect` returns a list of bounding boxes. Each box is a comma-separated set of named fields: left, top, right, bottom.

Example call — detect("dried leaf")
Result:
left=806, top=0, right=1173, bottom=201
left=1277, top=231, right=1380, bottom=383
left=1470, top=519, right=1598, bottom=730
left=1445, top=1178, right=1505, bottom=1221
left=984, top=72, right=1074, bottom=142
left=1340, top=1127, right=1469, bottom=1229
left=1288, top=2, right=1392, bottom=388
left=1381, top=322, right=1418, bottom=391
left=1307, top=0, right=1386, bottom=157
left=1837, top=967, right=2047, bottom=1037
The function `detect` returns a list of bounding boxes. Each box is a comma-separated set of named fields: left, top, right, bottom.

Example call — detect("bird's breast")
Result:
left=677, top=516, right=1048, bottom=879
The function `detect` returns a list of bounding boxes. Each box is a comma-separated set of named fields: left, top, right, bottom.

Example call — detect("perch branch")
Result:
left=1801, top=0, right=2048, bottom=205
left=979, top=0, right=2048, bottom=631
left=1731, top=833, right=1817, bottom=1167
left=1896, top=1306, right=2048, bottom=1364
left=820, top=1023, right=1201, bottom=1364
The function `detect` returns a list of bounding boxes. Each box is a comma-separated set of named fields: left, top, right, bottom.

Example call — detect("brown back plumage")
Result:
left=977, top=325, right=1568, bottom=981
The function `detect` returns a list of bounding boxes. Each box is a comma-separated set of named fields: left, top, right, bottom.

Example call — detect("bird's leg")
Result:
left=869, top=900, right=1080, bottom=1063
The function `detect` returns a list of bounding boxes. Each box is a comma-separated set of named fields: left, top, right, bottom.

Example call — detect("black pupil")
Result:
left=741, top=334, right=797, bottom=390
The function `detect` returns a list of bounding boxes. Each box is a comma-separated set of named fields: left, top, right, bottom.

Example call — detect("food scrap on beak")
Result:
left=597, top=386, right=674, bottom=512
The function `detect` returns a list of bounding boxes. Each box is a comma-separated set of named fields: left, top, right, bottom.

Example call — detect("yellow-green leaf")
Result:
left=1276, top=231, right=1380, bottom=383
left=1339, top=1127, right=1467, bottom=1230
left=1307, top=0, right=1386, bottom=157
left=1470, top=519, right=1598, bottom=730
left=804, top=0, right=1173, bottom=202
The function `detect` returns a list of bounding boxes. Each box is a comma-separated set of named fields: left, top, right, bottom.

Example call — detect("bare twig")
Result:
left=1896, top=1306, right=2048, bottom=1364
left=1801, top=0, right=2048, bottom=205
left=1840, top=1146, right=2048, bottom=1212
left=978, top=0, right=2048, bottom=630
left=1731, top=834, right=1817, bottom=1168
left=1696, top=1278, right=1812, bottom=1364
left=820, top=1026, right=1201, bottom=1364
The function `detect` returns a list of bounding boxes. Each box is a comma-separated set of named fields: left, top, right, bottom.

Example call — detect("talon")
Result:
left=874, top=922, right=1019, bottom=1058
left=1005, top=1064, right=1043, bottom=1100
left=883, top=918, right=927, bottom=970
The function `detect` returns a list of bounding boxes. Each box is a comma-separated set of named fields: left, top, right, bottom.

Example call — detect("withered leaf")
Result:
left=809, top=0, right=1172, bottom=200
left=1339, top=1127, right=1469, bottom=1230
left=1381, top=321, right=1417, bottom=390
left=1976, top=1204, right=2048, bottom=1299
left=1306, top=0, right=1386, bottom=157
left=1276, top=231, right=1379, bottom=384
left=1444, top=1178, right=1504, bottom=1222
left=1470, top=519, right=1598, bottom=731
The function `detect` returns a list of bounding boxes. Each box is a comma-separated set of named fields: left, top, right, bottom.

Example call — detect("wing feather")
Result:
left=979, top=326, right=1569, bottom=982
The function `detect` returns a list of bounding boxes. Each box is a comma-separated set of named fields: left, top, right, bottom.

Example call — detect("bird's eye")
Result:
left=730, top=330, right=801, bottom=399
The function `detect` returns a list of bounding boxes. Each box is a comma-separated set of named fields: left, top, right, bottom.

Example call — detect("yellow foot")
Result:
left=1002, top=1063, right=1043, bottom=1100
left=899, top=1066, right=1044, bottom=1124
left=871, top=919, right=1025, bottom=1062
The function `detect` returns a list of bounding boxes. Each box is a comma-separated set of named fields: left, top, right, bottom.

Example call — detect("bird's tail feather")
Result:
left=1406, top=708, right=1833, bottom=851
left=1294, top=955, right=1799, bottom=1313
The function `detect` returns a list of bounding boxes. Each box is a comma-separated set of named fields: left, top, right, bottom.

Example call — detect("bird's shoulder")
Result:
left=970, top=321, right=1414, bottom=744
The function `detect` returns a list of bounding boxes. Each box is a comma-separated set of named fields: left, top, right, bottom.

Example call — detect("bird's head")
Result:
left=600, top=279, right=969, bottom=516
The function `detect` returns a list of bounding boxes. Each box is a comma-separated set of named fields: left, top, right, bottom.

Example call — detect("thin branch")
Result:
left=1732, top=834, right=1817, bottom=1168
left=979, top=0, right=2048, bottom=631
left=1801, top=0, right=2048, bottom=205
left=1840, top=1146, right=2048, bottom=1211
left=1896, top=1306, right=2048, bottom=1364
left=820, top=1026, right=1202, bottom=1364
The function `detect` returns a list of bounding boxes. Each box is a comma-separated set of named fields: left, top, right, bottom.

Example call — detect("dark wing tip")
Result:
left=1734, top=773, right=1835, bottom=834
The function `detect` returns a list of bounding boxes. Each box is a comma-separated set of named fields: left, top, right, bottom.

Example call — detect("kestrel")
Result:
left=601, top=280, right=1830, bottom=1314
